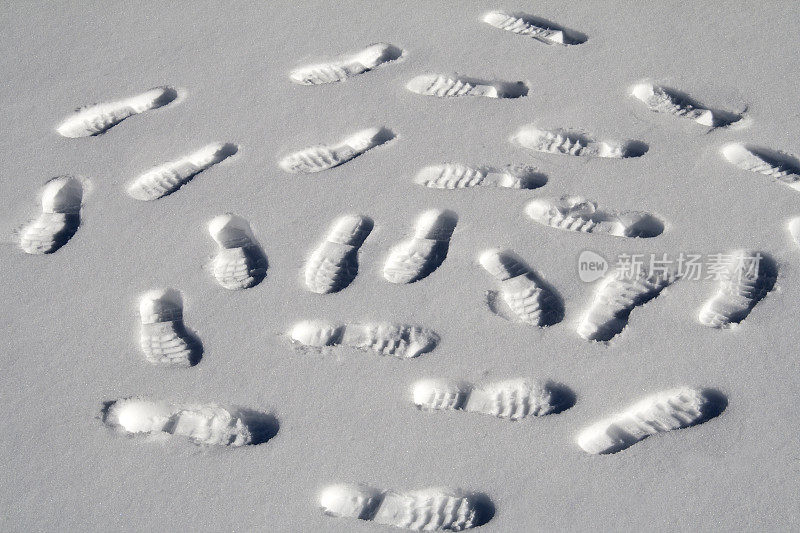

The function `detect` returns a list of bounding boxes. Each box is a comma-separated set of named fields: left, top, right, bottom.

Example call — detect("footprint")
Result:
left=102, top=398, right=278, bottom=446
left=698, top=250, right=776, bottom=329
left=279, top=127, right=394, bottom=174
left=383, top=209, right=457, bottom=284
left=56, top=86, right=178, bottom=138
left=578, top=266, right=676, bottom=342
left=415, top=163, right=546, bottom=190
left=479, top=249, right=563, bottom=327
left=631, top=81, right=742, bottom=127
left=525, top=196, right=664, bottom=238
left=482, top=10, right=587, bottom=45
left=512, top=126, right=648, bottom=158
left=289, top=43, right=403, bottom=85
left=19, top=176, right=85, bottom=254
left=138, top=289, right=202, bottom=367
left=127, top=143, right=238, bottom=201
left=320, top=484, right=494, bottom=531
left=290, top=320, right=439, bottom=358
left=406, top=73, right=528, bottom=98
left=304, top=215, right=373, bottom=294
left=208, top=214, right=267, bottom=290
left=721, top=143, right=800, bottom=190
left=413, top=378, right=573, bottom=420
left=576, top=388, right=727, bottom=454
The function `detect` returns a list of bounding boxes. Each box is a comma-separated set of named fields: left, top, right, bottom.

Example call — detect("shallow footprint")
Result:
left=138, top=288, right=202, bottom=367
left=127, top=143, right=238, bottom=201
left=721, top=143, right=800, bottom=190
left=525, top=196, right=664, bottom=238
left=320, top=484, right=494, bottom=531
left=208, top=213, right=267, bottom=290
left=631, top=81, right=742, bottom=127
left=279, top=127, right=394, bottom=173
left=512, top=126, right=648, bottom=158
left=576, top=388, right=727, bottom=454
left=290, top=320, right=439, bottom=358
left=415, top=163, right=546, bottom=190
left=19, top=176, right=86, bottom=254
left=406, top=73, right=528, bottom=98
left=56, top=86, right=178, bottom=138
left=697, top=250, right=776, bottom=329
left=304, top=215, right=373, bottom=294
left=482, top=10, right=587, bottom=45
left=479, top=249, right=563, bottom=327
left=102, top=397, right=278, bottom=446
left=289, top=43, right=403, bottom=85
left=413, top=378, right=573, bottom=420
left=383, top=209, right=457, bottom=284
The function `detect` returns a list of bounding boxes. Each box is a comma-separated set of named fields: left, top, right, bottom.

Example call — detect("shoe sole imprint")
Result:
left=320, top=484, right=494, bottom=531
left=577, top=267, right=676, bottom=342
left=127, top=143, right=238, bottom=200
left=290, top=320, right=439, bottom=358
left=631, top=81, right=742, bottom=127
left=721, top=143, right=800, bottom=190
left=102, top=397, right=278, bottom=446
left=525, top=196, right=664, bottom=238
left=289, top=43, right=403, bottom=85
left=279, top=127, right=394, bottom=173
left=414, top=163, right=546, bottom=189
left=406, top=73, right=528, bottom=98
left=479, top=249, right=563, bottom=327
left=56, top=86, right=178, bottom=138
left=19, top=176, right=86, bottom=254
left=413, top=378, right=573, bottom=420
left=304, top=215, right=373, bottom=294
left=576, top=388, right=727, bottom=454
left=138, top=288, right=202, bottom=367
left=383, top=209, right=457, bottom=284
left=482, top=11, right=586, bottom=45
left=208, top=213, right=267, bottom=290
left=512, top=126, right=648, bottom=158
left=697, top=250, right=776, bottom=328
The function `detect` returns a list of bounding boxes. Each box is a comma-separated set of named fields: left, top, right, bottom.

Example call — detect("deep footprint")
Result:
left=406, top=73, right=528, bottom=98
left=127, top=143, right=238, bottom=201
left=512, top=126, right=648, bottom=158
left=413, top=378, right=573, bottom=420
left=526, top=196, right=664, bottom=238
left=138, top=288, right=202, bottom=367
left=289, top=43, right=403, bottom=85
left=576, top=388, right=727, bottom=454
left=208, top=213, right=267, bottom=290
left=415, top=164, right=546, bottom=190
left=57, top=86, right=178, bottom=138
left=290, top=320, right=439, bottom=358
left=320, top=484, right=494, bottom=531
left=383, top=209, right=457, bottom=284
left=19, top=176, right=86, bottom=254
left=304, top=215, right=373, bottom=294
left=698, top=250, right=776, bottom=329
left=279, top=127, right=394, bottom=173
left=102, top=398, right=278, bottom=446
left=479, top=249, right=563, bottom=327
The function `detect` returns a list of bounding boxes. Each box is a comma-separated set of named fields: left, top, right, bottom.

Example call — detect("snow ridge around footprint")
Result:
left=383, top=209, right=457, bottom=284
left=56, top=86, right=178, bottom=138
left=19, top=176, right=86, bottom=254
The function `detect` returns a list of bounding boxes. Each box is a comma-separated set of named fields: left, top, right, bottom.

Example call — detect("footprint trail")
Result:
left=320, top=484, right=494, bottom=531
left=290, top=43, right=403, bottom=85
left=19, top=176, right=85, bottom=254
left=208, top=214, right=267, bottom=290
left=383, top=209, right=457, bottom=284
left=127, top=143, right=238, bottom=201
left=56, top=86, right=178, bottom=138
left=290, top=320, right=439, bottom=358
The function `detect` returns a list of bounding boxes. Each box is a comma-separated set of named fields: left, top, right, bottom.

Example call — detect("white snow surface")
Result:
left=1, top=1, right=799, bottom=531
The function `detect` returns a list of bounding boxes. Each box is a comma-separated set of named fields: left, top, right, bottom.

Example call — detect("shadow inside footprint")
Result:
left=153, top=86, right=180, bottom=108
left=546, top=382, right=577, bottom=414
left=238, top=409, right=280, bottom=444
left=698, top=388, right=728, bottom=423
left=621, top=140, right=649, bottom=158
left=470, top=492, right=496, bottom=528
